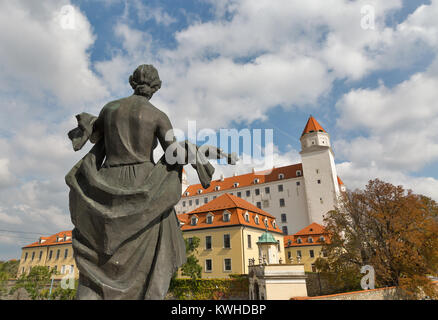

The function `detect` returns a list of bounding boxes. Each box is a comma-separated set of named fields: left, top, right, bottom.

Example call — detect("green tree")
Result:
left=180, top=236, right=202, bottom=280
left=0, top=260, right=19, bottom=296
left=315, top=179, right=438, bottom=299
left=10, top=266, right=56, bottom=300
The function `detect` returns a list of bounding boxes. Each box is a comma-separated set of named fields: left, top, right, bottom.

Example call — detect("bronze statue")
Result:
left=65, top=64, right=236, bottom=299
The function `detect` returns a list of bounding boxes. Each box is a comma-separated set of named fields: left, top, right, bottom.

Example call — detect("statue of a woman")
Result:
left=65, top=64, right=235, bottom=299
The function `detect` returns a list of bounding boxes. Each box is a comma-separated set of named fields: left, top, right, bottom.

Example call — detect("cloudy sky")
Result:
left=1, top=0, right=437, bottom=260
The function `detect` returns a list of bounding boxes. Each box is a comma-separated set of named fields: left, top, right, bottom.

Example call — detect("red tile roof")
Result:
left=284, top=223, right=329, bottom=247
left=182, top=163, right=303, bottom=197
left=301, top=116, right=326, bottom=137
left=23, top=230, right=72, bottom=249
left=337, top=176, right=344, bottom=186
left=179, top=193, right=282, bottom=234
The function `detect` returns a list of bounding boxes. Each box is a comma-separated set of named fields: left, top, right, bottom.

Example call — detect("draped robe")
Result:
left=65, top=111, right=215, bottom=300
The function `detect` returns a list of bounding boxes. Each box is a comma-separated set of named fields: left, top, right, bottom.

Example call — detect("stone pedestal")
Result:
left=248, top=264, right=308, bottom=300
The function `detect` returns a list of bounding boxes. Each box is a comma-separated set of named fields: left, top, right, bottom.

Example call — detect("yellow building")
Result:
left=178, top=193, right=285, bottom=278
left=17, top=230, right=79, bottom=280
left=284, top=222, right=329, bottom=272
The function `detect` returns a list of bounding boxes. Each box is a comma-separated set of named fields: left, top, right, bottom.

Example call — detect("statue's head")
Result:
left=129, top=64, right=162, bottom=99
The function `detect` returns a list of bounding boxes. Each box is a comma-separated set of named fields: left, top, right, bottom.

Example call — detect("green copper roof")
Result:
left=257, top=231, right=277, bottom=244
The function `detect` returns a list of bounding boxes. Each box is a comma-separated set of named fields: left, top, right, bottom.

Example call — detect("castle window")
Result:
left=297, top=238, right=302, bottom=244
left=264, top=187, right=270, bottom=194
left=264, top=218, right=268, bottom=228
left=278, top=173, right=284, bottom=180
left=272, top=220, right=277, bottom=229
left=223, top=234, right=231, bottom=248
left=256, top=202, right=261, bottom=209
left=233, top=182, right=239, bottom=188
left=215, top=186, right=221, bottom=191
left=31, top=252, right=35, bottom=261
left=310, top=250, right=315, bottom=258
left=320, top=236, right=325, bottom=242
left=279, top=198, right=285, bottom=207
left=24, top=252, right=28, bottom=261
left=255, top=188, right=260, bottom=196
left=184, top=192, right=190, bottom=196
left=205, top=236, right=212, bottom=250
left=224, top=258, right=232, bottom=271
left=39, top=251, right=43, bottom=260
left=247, top=234, right=252, bottom=248
left=191, top=216, right=198, bottom=226
left=244, top=211, right=249, bottom=222
left=246, top=190, right=250, bottom=197
left=281, top=214, right=287, bottom=223
left=297, top=250, right=302, bottom=258
left=296, top=170, right=302, bottom=176
left=296, top=181, right=300, bottom=186
left=195, top=199, right=199, bottom=205
left=197, top=189, right=203, bottom=194
left=237, top=191, right=241, bottom=198
left=64, top=249, right=68, bottom=259
left=206, top=214, right=213, bottom=224
left=204, top=197, right=208, bottom=204
left=254, top=215, right=260, bottom=224
left=317, top=179, right=321, bottom=184
left=282, top=226, right=288, bottom=235
left=56, top=249, right=60, bottom=259
left=308, top=237, right=314, bottom=243
left=205, top=259, right=212, bottom=272
left=182, top=201, right=186, bottom=207
left=278, top=184, right=283, bottom=192
left=254, top=178, right=260, bottom=184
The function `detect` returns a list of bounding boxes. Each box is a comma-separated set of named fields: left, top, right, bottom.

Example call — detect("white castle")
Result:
left=175, top=116, right=345, bottom=235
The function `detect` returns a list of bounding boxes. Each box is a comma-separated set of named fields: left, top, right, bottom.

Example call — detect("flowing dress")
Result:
left=65, top=100, right=214, bottom=300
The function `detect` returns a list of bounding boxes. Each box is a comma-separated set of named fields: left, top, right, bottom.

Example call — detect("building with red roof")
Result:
left=176, top=115, right=345, bottom=235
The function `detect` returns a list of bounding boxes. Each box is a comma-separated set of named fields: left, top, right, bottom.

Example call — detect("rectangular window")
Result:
left=205, top=236, right=212, bottom=250
left=237, top=192, right=241, bottom=198
left=70, top=265, right=74, bottom=274
left=223, top=212, right=230, bottom=222
left=278, top=184, right=283, bottom=192
left=195, top=199, right=199, bottom=205
left=255, top=188, right=260, bottom=196
left=247, top=234, right=252, bottom=249
left=309, top=250, right=314, bottom=258
left=39, top=251, right=43, bottom=260
left=317, top=179, right=321, bottom=184
left=56, top=249, right=60, bottom=259
left=296, top=181, right=300, bottom=186
left=189, top=200, right=192, bottom=206
left=281, top=213, right=287, bottom=223
left=24, top=252, right=28, bottom=261
left=223, top=234, right=231, bottom=248
left=297, top=250, right=302, bottom=258
left=204, top=197, right=208, bottom=204
left=64, top=249, right=68, bottom=259
left=246, top=190, right=250, bottom=197
left=282, top=226, right=288, bottom=235
left=279, top=198, right=285, bottom=207
left=182, top=201, right=186, bottom=207
left=224, top=258, right=232, bottom=272
left=265, top=187, right=270, bottom=194
left=256, top=202, right=261, bottom=209
left=31, top=252, right=35, bottom=261
left=205, top=259, right=212, bottom=272
left=48, top=250, right=52, bottom=260
left=287, top=251, right=291, bottom=259
left=206, top=215, right=213, bottom=224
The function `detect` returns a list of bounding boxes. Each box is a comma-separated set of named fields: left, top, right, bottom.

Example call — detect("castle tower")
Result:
left=300, top=116, right=340, bottom=225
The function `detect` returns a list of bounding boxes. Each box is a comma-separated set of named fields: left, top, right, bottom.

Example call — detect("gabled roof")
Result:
left=182, top=163, right=303, bottom=197
left=301, top=116, right=326, bottom=137
left=179, top=193, right=281, bottom=233
left=189, top=193, right=274, bottom=217
left=284, top=222, right=330, bottom=247
left=295, top=222, right=325, bottom=236
left=23, top=230, right=72, bottom=249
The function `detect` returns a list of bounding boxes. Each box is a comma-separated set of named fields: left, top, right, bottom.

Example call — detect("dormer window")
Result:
left=278, top=173, right=284, bottom=180
left=287, top=239, right=292, bottom=246
left=206, top=213, right=214, bottom=224
left=264, top=218, right=268, bottom=228
left=308, top=237, right=313, bottom=243
left=63, top=235, right=67, bottom=241
left=297, top=238, right=302, bottom=244
left=56, top=236, right=60, bottom=242
left=244, top=211, right=249, bottom=223
left=191, top=216, right=198, bottom=226
left=233, top=182, right=239, bottom=188
left=296, top=170, right=302, bottom=177
left=272, top=220, right=277, bottom=229
left=319, top=236, right=325, bottom=242
left=254, top=178, right=259, bottom=184
left=215, top=186, right=221, bottom=191
left=254, top=215, right=259, bottom=225
left=184, top=191, right=190, bottom=196
left=197, top=189, right=203, bottom=194
left=223, top=210, right=231, bottom=222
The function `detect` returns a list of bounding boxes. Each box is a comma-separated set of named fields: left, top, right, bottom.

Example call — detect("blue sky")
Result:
left=0, top=0, right=437, bottom=260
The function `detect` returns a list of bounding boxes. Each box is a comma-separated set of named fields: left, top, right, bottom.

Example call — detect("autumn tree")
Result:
left=315, top=179, right=438, bottom=299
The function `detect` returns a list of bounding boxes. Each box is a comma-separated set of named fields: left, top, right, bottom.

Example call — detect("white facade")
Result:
left=175, top=117, right=343, bottom=235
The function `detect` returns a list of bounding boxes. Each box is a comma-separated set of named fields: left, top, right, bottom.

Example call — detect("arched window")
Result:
left=296, top=170, right=302, bottom=177
left=278, top=173, right=284, bottom=180
left=215, top=186, right=221, bottom=191
left=254, top=178, right=260, bottom=184
left=308, top=237, right=313, bottom=243
left=197, top=189, right=203, bottom=194
left=297, top=238, right=302, bottom=244
left=191, top=216, right=198, bottom=226
left=254, top=215, right=259, bottom=225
